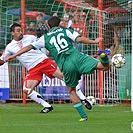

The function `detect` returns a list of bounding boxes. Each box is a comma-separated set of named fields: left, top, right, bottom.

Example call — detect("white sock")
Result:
left=76, top=82, right=86, bottom=100
left=28, top=90, right=51, bottom=107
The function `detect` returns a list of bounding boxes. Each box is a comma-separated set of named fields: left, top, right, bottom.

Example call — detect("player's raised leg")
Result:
left=96, top=49, right=111, bottom=70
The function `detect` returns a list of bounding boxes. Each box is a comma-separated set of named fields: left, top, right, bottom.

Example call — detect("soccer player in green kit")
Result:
left=5, top=16, right=110, bottom=121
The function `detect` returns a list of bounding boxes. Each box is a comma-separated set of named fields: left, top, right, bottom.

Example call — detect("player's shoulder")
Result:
left=4, top=40, right=14, bottom=52
left=7, top=39, right=15, bottom=46
left=61, top=27, right=73, bottom=32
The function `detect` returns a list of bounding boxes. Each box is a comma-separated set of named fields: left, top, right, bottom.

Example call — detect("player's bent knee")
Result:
left=96, top=62, right=109, bottom=71
left=103, top=67, right=108, bottom=71
left=101, top=65, right=109, bottom=71
left=23, top=85, right=32, bottom=95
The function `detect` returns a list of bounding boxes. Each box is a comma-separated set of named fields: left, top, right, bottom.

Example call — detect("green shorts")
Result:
left=62, top=51, right=99, bottom=88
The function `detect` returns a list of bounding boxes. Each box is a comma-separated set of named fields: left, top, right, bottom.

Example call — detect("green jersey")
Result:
left=31, top=27, right=99, bottom=87
left=44, top=27, right=80, bottom=70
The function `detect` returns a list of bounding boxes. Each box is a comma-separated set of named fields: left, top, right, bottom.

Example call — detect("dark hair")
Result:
left=48, top=16, right=60, bottom=28
left=10, top=23, right=21, bottom=32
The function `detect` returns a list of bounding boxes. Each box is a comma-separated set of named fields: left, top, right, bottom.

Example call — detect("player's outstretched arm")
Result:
left=5, top=45, right=33, bottom=62
left=76, top=36, right=103, bottom=44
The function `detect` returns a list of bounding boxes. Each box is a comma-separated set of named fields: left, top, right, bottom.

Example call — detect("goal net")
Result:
left=0, top=0, right=132, bottom=106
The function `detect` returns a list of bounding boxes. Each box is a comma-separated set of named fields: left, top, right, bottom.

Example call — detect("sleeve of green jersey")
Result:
left=74, top=34, right=81, bottom=42
left=66, top=28, right=81, bottom=42
left=30, top=35, right=45, bottom=50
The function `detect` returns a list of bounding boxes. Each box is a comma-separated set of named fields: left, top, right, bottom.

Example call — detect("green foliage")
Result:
left=0, top=104, right=132, bottom=133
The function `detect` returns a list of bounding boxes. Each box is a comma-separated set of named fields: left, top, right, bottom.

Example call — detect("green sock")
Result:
left=100, top=55, right=109, bottom=64
left=74, top=102, right=87, bottom=118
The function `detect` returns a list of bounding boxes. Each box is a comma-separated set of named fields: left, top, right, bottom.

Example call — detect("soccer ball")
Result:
left=111, top=54, right=126, bottom=68
left=87, top=96, right=96, bottom=105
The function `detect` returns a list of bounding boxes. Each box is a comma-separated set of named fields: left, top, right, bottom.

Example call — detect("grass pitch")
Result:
left=0, top=103, right=132, bottom=133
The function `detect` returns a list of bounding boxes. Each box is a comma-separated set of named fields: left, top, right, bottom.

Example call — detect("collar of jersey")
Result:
left=49, top=27, right=58, bottom=32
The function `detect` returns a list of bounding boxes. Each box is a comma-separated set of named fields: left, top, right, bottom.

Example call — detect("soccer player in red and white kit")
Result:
left=0, top=23, right=91, bottom=113
left=0, top=23, right=63, bottom=113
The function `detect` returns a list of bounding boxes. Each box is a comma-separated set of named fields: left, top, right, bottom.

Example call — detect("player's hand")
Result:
left=94, top=37, right=103, bottom=43
left=5, top=55, right=15, bottom=62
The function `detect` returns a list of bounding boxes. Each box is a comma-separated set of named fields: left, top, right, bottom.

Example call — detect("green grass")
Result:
left=0, top=103, right=132, bottom=133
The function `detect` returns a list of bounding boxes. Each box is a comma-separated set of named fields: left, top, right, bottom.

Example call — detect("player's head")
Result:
left=48, top=16, right=60, bottom=28
left=10, top=23, right=23, bottom=41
